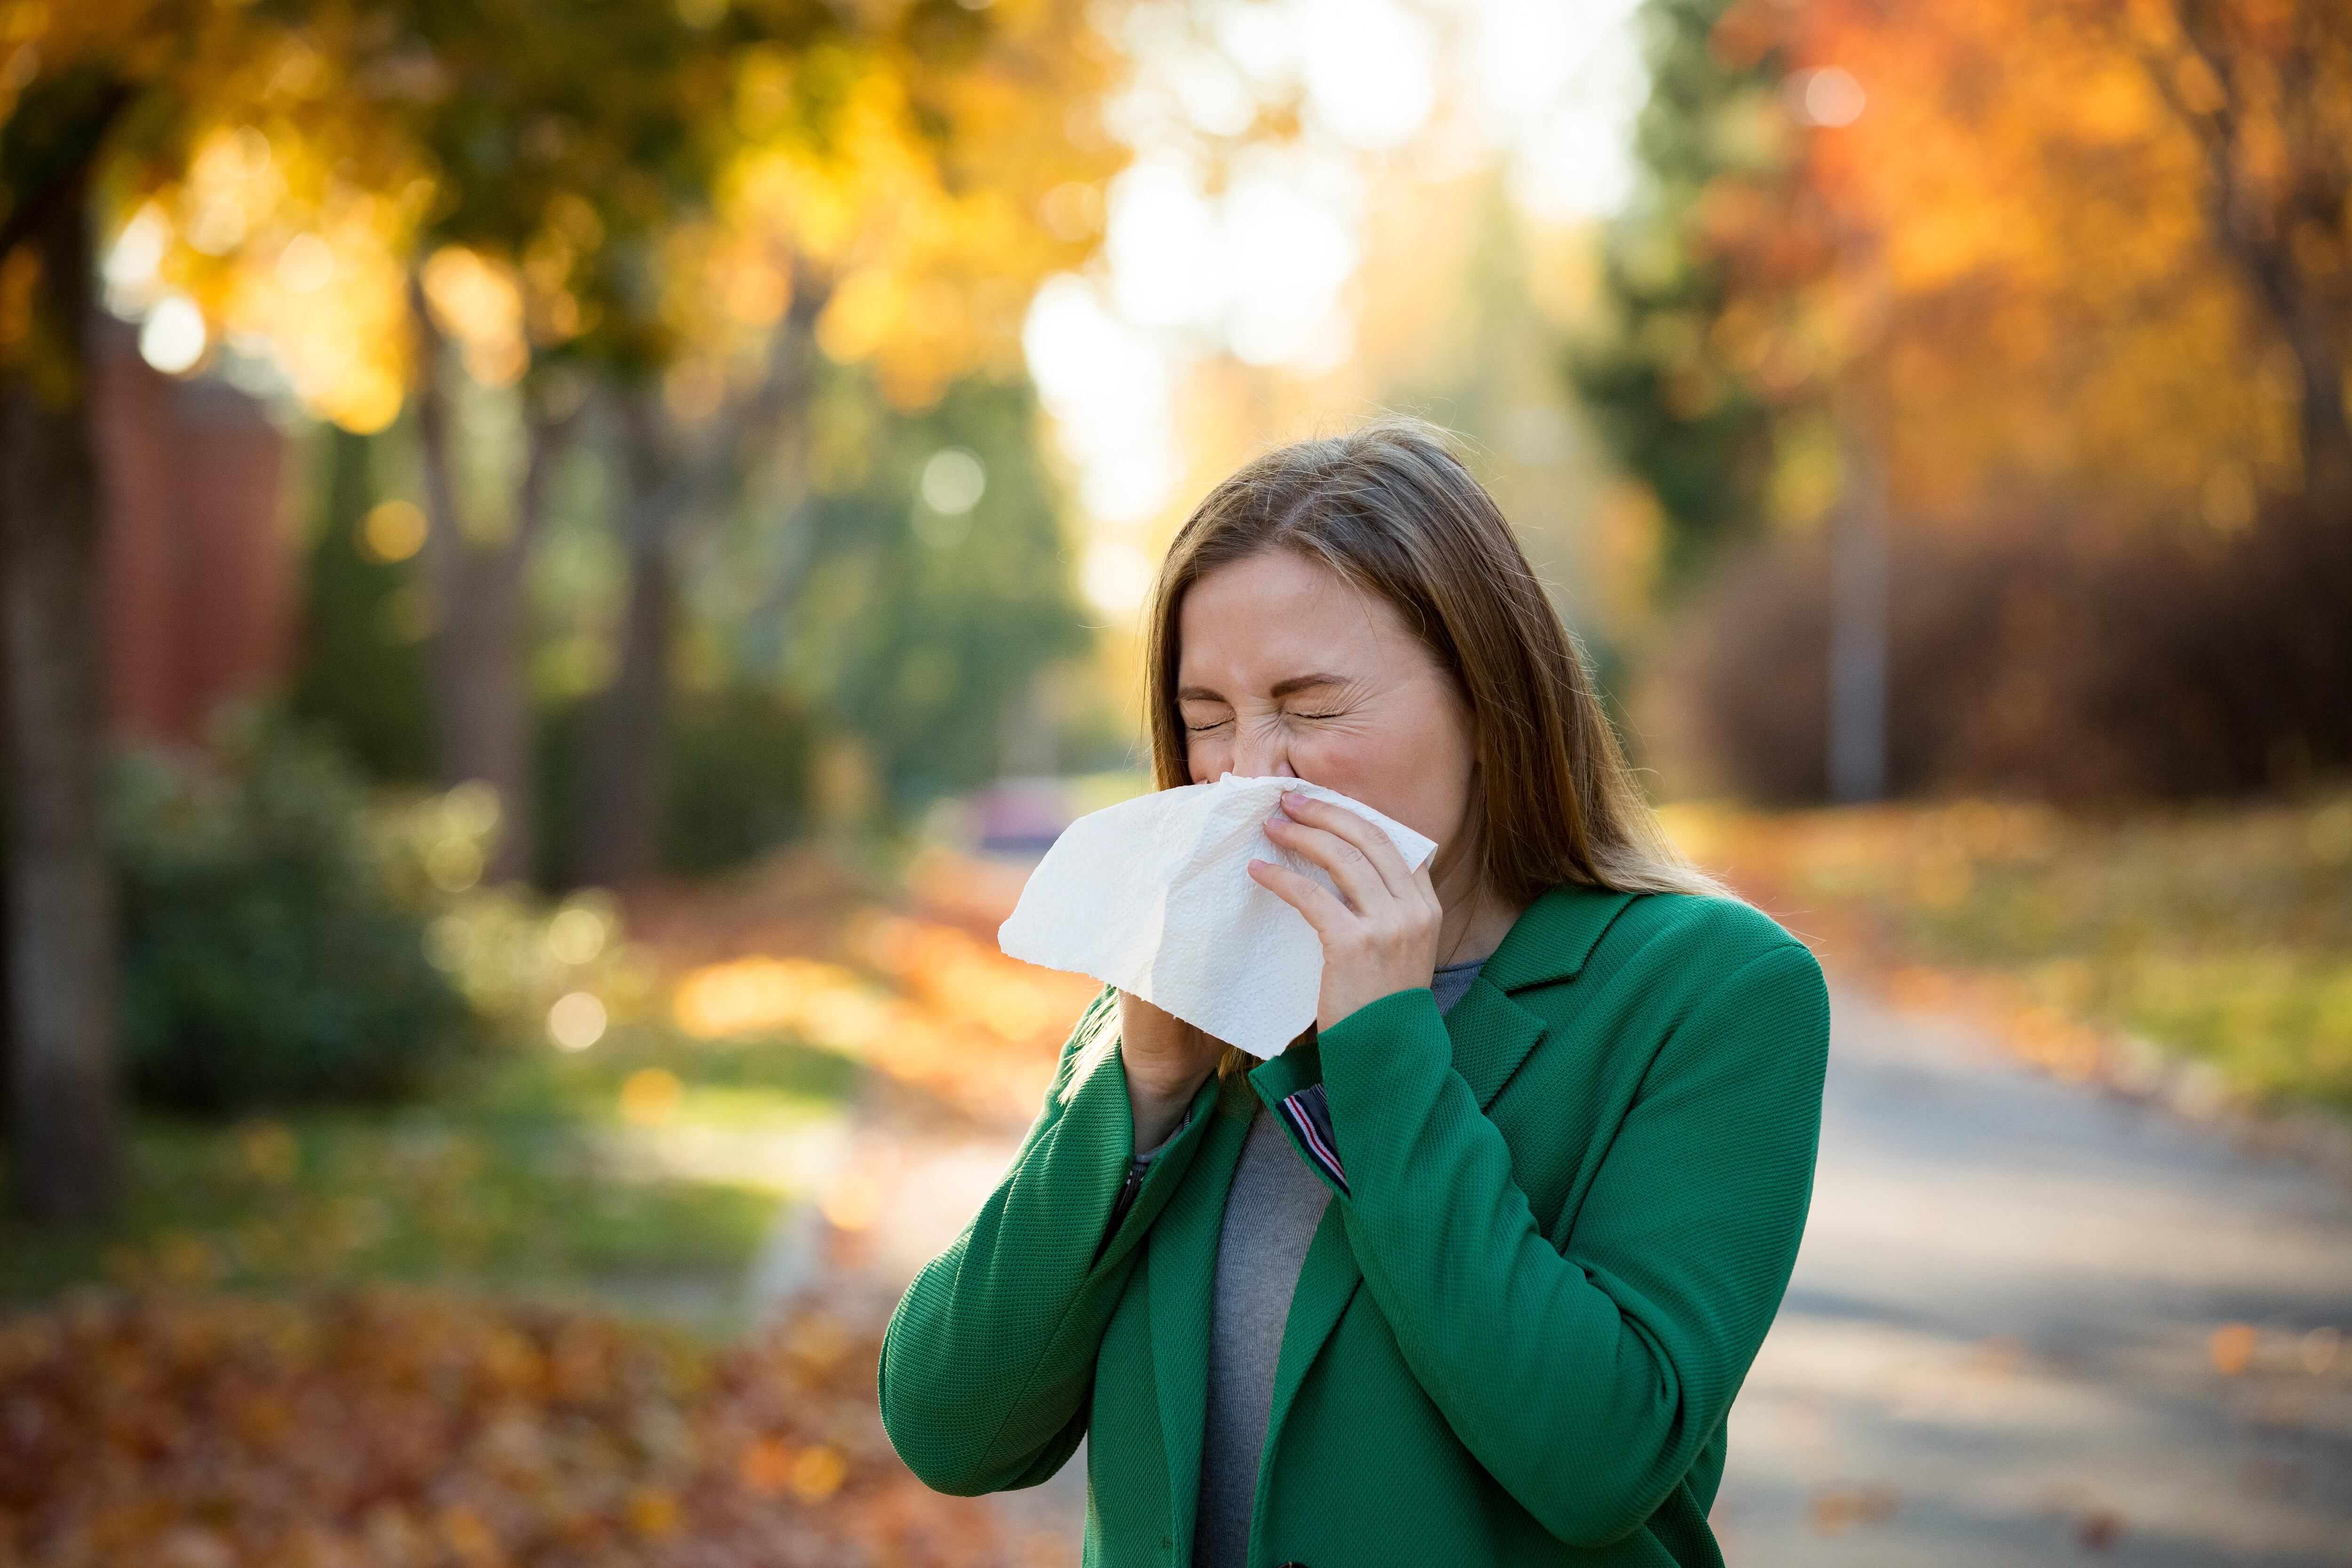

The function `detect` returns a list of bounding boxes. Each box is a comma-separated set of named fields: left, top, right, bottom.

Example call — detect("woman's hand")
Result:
left=1116, top=990, right=1224, bottom=1151
left=1250, top=791, right=1444, bottom=1029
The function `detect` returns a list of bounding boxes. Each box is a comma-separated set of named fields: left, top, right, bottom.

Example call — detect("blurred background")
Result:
left=1, top=0, right=2348, bottom=1564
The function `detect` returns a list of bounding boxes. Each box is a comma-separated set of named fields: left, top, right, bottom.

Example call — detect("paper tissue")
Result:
left=997, top=773, right=1439, bottom=1056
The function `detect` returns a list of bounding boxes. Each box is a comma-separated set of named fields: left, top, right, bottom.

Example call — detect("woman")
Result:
left=878, top=419, right=1831, bottom=1568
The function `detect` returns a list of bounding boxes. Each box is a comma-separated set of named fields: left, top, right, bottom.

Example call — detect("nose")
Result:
left=1229, top=730, right=1297, bottom=780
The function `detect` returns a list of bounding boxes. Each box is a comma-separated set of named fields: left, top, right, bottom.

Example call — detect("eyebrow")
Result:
left=1175, top=674, right=1348, bottom=703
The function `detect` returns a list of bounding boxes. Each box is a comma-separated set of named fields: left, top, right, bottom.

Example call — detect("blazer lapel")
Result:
left=1148, top=1083, right=1248, bottom=1562
left=1440, top=976, right=1550, bottom=1111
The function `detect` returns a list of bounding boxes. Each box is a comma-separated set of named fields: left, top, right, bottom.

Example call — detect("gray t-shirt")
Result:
left=1129, top=958, right=1486, bottom=1568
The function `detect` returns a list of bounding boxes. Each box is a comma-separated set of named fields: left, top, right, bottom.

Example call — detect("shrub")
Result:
left=659, top=684, right=818, bottom=876
left=112, top=713, right=475, bottom=1114
left=1647, top=499, right=2352, bottom=804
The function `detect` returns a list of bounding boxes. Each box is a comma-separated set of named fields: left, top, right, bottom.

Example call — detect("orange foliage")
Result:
left=646, top=848, right=1100, bottom=1129
left=1704, top=0, right=2352, bottom=524
left=0, top=1289, right=1018, bottom=1567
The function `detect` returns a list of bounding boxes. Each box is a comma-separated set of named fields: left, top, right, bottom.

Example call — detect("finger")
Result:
left=1248, top=855, right=1357, bottom=942
left=1277, top=793, right=1414, bottom=895
left=1264, top=814, right=1391, bottom=913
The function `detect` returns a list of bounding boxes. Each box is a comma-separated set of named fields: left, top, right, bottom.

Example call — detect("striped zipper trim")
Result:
left=1276, top=1082, right=1349, bottom=1196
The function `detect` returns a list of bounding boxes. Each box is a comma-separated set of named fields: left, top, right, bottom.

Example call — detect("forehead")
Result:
left=1175, top=549, right=1415, bottom=681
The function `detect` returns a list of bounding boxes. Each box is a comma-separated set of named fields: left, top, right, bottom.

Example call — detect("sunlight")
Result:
left=1021, top=0, right=1651, bottom=554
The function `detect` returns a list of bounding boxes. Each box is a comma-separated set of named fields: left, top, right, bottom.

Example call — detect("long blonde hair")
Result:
left=1144, top=417, right=1738, bottom=1086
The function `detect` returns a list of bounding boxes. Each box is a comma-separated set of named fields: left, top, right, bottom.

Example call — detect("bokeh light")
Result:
left=138, top=295, right=207, bottom=374
left=547, top=991, right=608, bottom=1051
left=358, top=500, right=427, bottom=564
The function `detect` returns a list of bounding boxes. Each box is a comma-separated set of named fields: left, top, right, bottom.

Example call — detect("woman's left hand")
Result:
left=1250, top=791, right=1445, bottom=1030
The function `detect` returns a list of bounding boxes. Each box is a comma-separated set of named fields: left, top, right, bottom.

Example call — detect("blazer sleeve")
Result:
left=1313, top=935, right=1831, bottom=1549
left=877, top=987, right=1223, bottom=1496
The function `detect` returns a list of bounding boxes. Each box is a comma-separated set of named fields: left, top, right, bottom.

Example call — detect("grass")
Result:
left=1665, top=787, right=2352, bottom=1114
left=0, top=1024, right=861, bottom=1313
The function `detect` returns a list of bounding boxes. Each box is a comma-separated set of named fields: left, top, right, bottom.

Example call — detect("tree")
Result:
left=0, top=66, right=132, bottom=1222
left=565, top=1, right=1122, bottom=884
left=0, top=0, right=1138, bottom=1218
left=2134, top=0, right=2352, bottom=504
left=0, top=2, right=290, bottom=1221
left=1596, top=0, right=2352, bottom=540
left=1570, top=0, right=1803, bottom=597
left=1583, top=0, right=2352, bottom=804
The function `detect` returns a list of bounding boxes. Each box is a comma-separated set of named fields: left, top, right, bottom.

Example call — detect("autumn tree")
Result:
left=566, top=3, right=1120, bottom=886
left=1, top=0, right=1136, bottom=1218
left=1571, top=0, right=1801, bottom=596
left=0, top=0, right=323, bottom=1223
left=0, top=0, right=733, bottom=1215
left=1589, top=0, right=2352, bottom=549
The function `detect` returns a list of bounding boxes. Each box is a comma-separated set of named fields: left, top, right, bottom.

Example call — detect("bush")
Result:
left=1648, top=499, right=2352, bottom=804
left=659, top=684, right=818, bottom=876
left=113, top=713, right=475, bottom=1114
left=534, top=683, right=817, bottom=886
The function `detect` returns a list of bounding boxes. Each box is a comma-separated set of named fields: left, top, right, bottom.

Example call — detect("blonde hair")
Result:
left=1144, top=418, right=1739, bottom=1086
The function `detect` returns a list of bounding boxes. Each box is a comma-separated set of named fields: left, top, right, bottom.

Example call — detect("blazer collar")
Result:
left=1475, top=880, right=1640, bottom=994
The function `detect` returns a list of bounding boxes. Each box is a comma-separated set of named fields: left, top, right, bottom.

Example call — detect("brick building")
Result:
left=91, top=321, right=295, bottom=746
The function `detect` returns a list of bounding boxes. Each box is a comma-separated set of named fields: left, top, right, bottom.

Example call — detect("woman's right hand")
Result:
left=1117, top=991, right=1224, bottom=1152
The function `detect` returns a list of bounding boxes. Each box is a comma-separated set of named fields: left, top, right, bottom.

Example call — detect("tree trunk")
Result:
left=1826, top=397, right=1890, bottom=805
left=732, top=279, right=832, bottom=684
left=413, top=293, right=579, bottom=886
left=1826, top=240, right=1892, bottom=806
left=571, top=388, right=675, bottom=889
left=570, top=276, right=829, bottom=887
left=1, top=172, right=119, bottom=1223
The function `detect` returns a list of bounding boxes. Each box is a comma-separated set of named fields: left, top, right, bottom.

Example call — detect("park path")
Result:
left=779, top=977, right=2352, bottom=1566
left=1712, top=983, right=2352, bottom=1566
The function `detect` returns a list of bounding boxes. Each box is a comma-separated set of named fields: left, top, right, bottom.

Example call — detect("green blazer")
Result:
left=879, top=882, right=1831, bottom=1567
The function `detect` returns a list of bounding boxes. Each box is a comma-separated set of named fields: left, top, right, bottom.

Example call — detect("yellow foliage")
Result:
left=421, top=246, right=529, bottom=388
left=23, top=0, right=1128, bottom=428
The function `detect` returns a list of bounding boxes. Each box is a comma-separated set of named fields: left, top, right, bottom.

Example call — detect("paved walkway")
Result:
left=810, top=982, right=2352, bottom=1566
left=1713, top=985, right=2352, bottom=1566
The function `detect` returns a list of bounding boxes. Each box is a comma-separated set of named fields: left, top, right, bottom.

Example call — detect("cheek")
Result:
left=1292, top=730, right=1424, bottom=820
left=1295, top=705, right=1472, bottom=840
left=1186, top=732, right=1234, bottom=784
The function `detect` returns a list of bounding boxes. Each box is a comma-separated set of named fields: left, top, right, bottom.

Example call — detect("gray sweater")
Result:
left=1125, top=958, right=1487, bottom=1567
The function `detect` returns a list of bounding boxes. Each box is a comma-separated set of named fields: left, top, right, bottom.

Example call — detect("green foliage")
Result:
left=286, top=426, right=434, bottom=782
left=780, top=374, right=1090, bottom=814
left=534, top=682, right=818, bottom=882
left=1570, top=0, right=1793, bottom=594
left=111, top=713, right=474, bottom=1115
left=659, top=684, right=818, bottom=875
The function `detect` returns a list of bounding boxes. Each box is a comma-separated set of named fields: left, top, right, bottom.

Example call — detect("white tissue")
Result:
left=998, top=773, right=1439, bottom=1056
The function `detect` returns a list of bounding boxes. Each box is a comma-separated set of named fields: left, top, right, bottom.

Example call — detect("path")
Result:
left=786, top=979, right=2352, bottom=1566
left=1713, top=984, right=2352, bottom=1566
